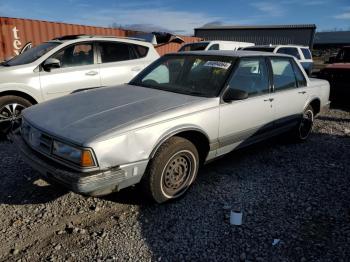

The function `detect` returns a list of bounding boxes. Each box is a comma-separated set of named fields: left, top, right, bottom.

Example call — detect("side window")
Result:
left=51, top=43, right=93, bottom=68
left=277, top=47, right=301, bottom=60
left=99, top=42, right=134, bottom=63
left=228, top=58, right=269, bottom=97
left=301, top=48, right=312, bottom=60
left=208, top=44, right=219, bottom=50
left=292, top=60, right=307, bottom=87
left=132, top=44, right=149, bottom=58
left=271, top=58, right=297, bottom=91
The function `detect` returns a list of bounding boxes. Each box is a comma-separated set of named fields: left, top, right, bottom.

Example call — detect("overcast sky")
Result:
left=0, top=0, right=349, bottom=35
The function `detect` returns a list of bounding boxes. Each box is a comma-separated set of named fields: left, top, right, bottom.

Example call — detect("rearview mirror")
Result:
left=223, top=88, right=248, bottom=102
left=43, top=58, right=61, bottom=71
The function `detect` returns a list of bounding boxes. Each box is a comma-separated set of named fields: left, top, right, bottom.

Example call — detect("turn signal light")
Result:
left=81, top=150, right=95, bottom=167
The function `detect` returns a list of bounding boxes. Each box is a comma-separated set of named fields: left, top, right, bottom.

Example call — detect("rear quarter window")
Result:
left=133, top=45, right=149, bottom=58
left=301, top=48, right=312, bottom=60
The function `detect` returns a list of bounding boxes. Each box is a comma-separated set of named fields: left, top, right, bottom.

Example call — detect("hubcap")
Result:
left=299, top=109, right=313, bottom=139
left=161, top=151, right=195, bottom=198
left=0, top=103, right=26, bottom=133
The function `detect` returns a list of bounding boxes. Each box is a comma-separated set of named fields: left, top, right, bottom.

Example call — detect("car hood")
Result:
left=324, top=63, right=350, bottom=70
left=23, top=85, right=210, bottom=145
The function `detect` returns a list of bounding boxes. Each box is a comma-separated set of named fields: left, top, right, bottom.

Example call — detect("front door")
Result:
left=39, top=42, right=101, bottom=100
left=218, top=57, right=275, bottom=156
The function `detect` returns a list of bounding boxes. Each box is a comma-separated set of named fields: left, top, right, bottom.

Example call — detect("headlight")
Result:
left=52, top=140, right=95, bottom=167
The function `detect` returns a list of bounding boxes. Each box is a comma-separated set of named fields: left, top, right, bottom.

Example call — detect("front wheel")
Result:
left=0, top=95, right=32, bottom=136
left=141, top=137, right=199, bottom=203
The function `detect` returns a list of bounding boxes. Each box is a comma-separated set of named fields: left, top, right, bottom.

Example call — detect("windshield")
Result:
left=4, top=42, right=61, bottom=66
left=130, top=55, right=235, bottom=97
left=243, top=47, right=275, bottom=52
left=179, top=42, right=209, bottom=52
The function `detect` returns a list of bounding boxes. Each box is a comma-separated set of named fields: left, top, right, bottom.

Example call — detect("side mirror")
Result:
left=223, top=88, right=248, bottom=102
left=43, top=58, right=61, bottom=71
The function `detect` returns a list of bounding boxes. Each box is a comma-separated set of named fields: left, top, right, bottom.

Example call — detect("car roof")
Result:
left=247, top=45, right=309, bottom=49
left=169, top=50, right=295, bottom=58
left=47, top=37, right=154, bottom=47
left=184, top=40, right=254, bottom=45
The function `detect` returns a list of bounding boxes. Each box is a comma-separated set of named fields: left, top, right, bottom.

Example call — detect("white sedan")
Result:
left=13, top=51, right=330, bottom=203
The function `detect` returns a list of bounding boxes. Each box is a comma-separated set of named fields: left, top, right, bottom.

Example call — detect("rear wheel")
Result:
left=141, top=137, right=199, bottom=203
left=290, top=105, right=314, bottom=142
left=0, top=96, right=32, bottom=136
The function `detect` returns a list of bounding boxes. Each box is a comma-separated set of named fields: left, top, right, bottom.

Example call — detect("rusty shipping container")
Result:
left=155, top=35, right=201, bottom=55
left=0, top=17, right=141, bottom=61
left=0, top=16, right=201, bottom=61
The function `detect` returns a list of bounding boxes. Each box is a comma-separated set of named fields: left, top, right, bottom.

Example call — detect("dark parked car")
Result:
left=318, top=47, right=350, bottom=106
left=328, top=46, right=350, bottom=64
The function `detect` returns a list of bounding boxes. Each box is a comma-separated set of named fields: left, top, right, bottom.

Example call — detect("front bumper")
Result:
left=12, top=134, right=148, bottom=196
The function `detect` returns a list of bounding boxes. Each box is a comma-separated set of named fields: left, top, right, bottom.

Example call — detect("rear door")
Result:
left=269, top=57, right=308, bottom=130
left=97, top=41, right=150, bottom=87
left=39, top=42, right=101, bottom=100
left=218, top=57, right=275, bottom=156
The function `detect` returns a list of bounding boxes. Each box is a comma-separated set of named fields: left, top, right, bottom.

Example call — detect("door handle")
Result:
left=298, top=91, right=307, bottom=94
left=86, top=71, right=98, bottom=76
left=264, top=98, right=274, bottom=102
left=131, top=67, right=142, bottom=72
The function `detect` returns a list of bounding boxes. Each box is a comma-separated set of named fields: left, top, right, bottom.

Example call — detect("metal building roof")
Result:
left=314, top=31, right=350, bottom=45
left=195, top=24, right=316, bottom=30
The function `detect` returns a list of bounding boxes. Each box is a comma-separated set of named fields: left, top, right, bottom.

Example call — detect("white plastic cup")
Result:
left=230, top=210, right=243, bottom=225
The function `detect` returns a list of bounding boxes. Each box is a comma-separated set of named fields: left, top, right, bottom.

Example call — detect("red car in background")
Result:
left=318, top=47, right=350, bottom=107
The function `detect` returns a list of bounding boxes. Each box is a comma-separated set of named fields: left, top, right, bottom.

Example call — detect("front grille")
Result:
left=21, top=121, right=53, bottom=155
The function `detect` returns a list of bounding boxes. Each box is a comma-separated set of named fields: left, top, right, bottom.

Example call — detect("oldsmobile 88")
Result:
left=13, top=51, right=330, bottom=203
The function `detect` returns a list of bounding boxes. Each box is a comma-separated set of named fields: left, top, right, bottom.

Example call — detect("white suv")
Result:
left=243, top=45, right=313, bottom=76
left=179, top=41, right=254, bottom=52
left=0, top=35, right=159, bottom=135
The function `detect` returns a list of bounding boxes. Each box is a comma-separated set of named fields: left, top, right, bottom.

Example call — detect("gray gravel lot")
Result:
left=0, top=108, right=349, bottom=262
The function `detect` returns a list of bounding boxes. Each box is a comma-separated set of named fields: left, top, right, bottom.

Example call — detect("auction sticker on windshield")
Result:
left=204, top=61, right=231, bottom=69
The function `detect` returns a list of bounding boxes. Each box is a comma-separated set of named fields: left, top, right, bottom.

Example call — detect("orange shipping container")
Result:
left=0, top=16, right=201, bottom=61
left=155, top=36, right=202, bottom=55
left=0, top=17, right=134, bottom=61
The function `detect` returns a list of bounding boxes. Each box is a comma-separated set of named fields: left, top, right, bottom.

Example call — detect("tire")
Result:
left=290, top=105, right=314, bottom=142
left=0, top=95, right=32, bottom=137
left=141, top=136, right=199, bottom=204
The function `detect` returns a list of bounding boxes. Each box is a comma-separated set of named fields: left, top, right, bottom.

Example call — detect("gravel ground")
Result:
left=0, top=108, right=349, bottom=262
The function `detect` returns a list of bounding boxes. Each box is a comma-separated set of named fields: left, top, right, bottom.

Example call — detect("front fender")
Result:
left=89, top=107, right=219, bottom=170
left=0, top=83, right=43, bottom=103
left=90, top=124, right=211, bottom=170
left=149, top=124, right=211, bottom=158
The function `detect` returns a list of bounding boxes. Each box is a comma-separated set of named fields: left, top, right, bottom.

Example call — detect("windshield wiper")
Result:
left=184, top=91, right=206, bottom=97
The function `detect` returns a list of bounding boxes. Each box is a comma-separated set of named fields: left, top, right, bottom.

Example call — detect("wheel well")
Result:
left=309, top=99, right=320, bottom=115
left=174, top=130, right=210, bottom=164
left=0, top=91, right=38, bottom=105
